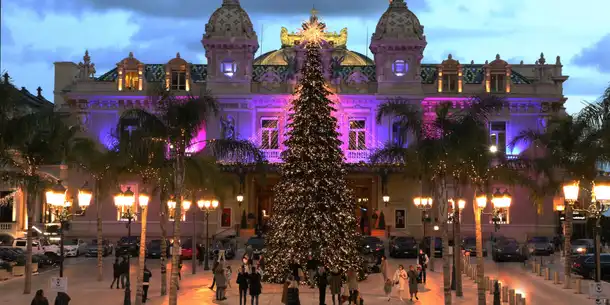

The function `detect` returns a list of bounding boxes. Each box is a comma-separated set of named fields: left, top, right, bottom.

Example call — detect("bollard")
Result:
left=502, top=286, right=508, bottom=303
left=544, top=267, right=550, bottom=280
left=574, top=279, right=581, bottom=294
left=509, top=289, right=515, bottom=305
left=563, top=274, right=570, bottom=289
left=489, top=278, right=495, bottom=295
left=531, top=261, right=536, bottom=273
left=484, top=276, right=490, bottom=290
left=537, top=264, right=543, bottom=276
left=516, top=293, right=522, bottom=305
left=554, top=271, right=560, bottom=285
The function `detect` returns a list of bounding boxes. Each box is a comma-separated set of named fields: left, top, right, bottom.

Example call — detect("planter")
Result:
left=240, top=229, right=255, bottom=238
left=32, top=262, right=39, bottom=273
left=12, top=266, right=25, bottom=277
left=0, top=269, right=9, bottom=280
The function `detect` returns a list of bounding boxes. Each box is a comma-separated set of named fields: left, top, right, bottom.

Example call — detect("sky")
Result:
left=1, top=0, right=609, bottom=114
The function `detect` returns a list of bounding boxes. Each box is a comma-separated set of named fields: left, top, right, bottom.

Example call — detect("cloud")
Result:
left=571, top=33, right=610, bottom=73
left=14, top=0, right=429, bottom=20
left=0, top=17, right=14, bottom=46
left=563, top=76, right=609, bottom=97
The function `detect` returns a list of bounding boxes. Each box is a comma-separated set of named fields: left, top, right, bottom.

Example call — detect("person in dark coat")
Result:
left=286, top=279, right=301, bottom=305
left=305, top=256, right=318, bottom=288
left=119, top=257, right=129, bottom=289
left=258, top=254, right=266, bottom=271
left=289, top=260, right=303, bottom=282
left=315, top=266, right=328, bottom=305
left=196, top=244, right=204, bottom=266
left=236, top=266, right=249, bottom=305
left=407, top=265, right=419, bottom=301
left=54, top=292, right=70, bottom=305
left=328, top=268, right=342, bottom=305
left=282, top=275, right=293, bottom=304
left=209, top=261, right=220, bottom=290
left=142, top=266, right=152, bottom=303
left=249, top=266, right=262, bottom=305
left=31, top=289, right=49, bottom=305
left=110, top=258, right=121, bottom=289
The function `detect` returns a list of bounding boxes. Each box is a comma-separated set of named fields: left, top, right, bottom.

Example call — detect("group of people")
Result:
left=111, top=256, right=152, bottom=302
left=30, top=289, right=71, bottom=305
left=209, top=251, right=264, bottom=304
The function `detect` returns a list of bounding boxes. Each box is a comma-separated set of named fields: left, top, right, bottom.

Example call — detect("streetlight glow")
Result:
left=167, top=199, right=177, bottom=210
left=594, top=184, right=610, bottom=202
left=46, top=181, right=66, bottom=206
left=413, top=197, right=421, bottom=207
left=562, top=182, right=579, bottom=202
left=382, top=195, right=390, bottom=203
left=458, top=199, right=466, bottom=210
left=236, top=194, right=244, bottom=203
left=475, top=195, right=487, bottom=209
left=77, top=182, right=92, bottom=210
left=182, top=200, right=192, bottom=211
left=138, top=192, right=150, bottom=207
left=489, top=145, right=498, bottom=153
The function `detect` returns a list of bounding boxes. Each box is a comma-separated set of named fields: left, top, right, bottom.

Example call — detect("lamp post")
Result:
left=474, top=194, right=487, bottom=305
left=45, top=181, right=91, bottom=278
left=592, top=184, right=610, bottom=283
left=561, top=181, right=578, bottom=288
left=414, top=196, right=433, bottom=270
left=449, top=198, right=465, bottom=295
left=113, top=187, right=137, bottom=305
left=197, top=199, right=218, bottom=271
left=382, top=194, right=390, bottom=207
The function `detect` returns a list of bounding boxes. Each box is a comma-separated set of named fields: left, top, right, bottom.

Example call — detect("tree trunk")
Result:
left=24, top=205, right=33, bottom=294
left=442, top=225, right=451, bottom=305
left=475, top=204, right=486, bottom=305
left=563, top=203, right=572, bottom=289
left=169, top=154, right=185, bottom=305
left=160, top=197, right=168, bottom=296
left=96, top=182, right=103, bottom=282
left=135, top=205, right=149, bottom=305
left=454, top=205, right=462, bottom=296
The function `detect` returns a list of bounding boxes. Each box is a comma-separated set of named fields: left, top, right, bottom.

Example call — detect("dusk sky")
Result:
left=1, top=0, right=609, bottom=114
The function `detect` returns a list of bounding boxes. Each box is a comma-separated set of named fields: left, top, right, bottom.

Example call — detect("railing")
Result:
left=262, top=149, right=282, bottom=163
left=345, top=150, right=370, bottom=163
left=0, top=222, right=14, bottom=231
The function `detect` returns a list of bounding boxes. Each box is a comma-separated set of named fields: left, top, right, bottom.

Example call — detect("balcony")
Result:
left=0, top=222, right=16, bottom=237
left=262, top=150, right=282, bottom=163
left=345, top=150, right=371, bottom=163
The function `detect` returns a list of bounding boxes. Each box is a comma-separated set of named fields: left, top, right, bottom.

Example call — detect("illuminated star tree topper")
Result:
left=299, top=7, right=327, bottom=45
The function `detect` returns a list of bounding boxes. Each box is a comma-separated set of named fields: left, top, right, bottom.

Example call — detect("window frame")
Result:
left=490, top=73, right=506, bottom=93
left=489, top=121, right=507, bottom=153
left=260, top=117, right=280, bottom=150
left=442, top=73, right=458, bottom=92
left=124, top=71, right=139, bottom=90
left=348, top=118, right=367, bottom=151
left=170, top=70, right=187, bottom=91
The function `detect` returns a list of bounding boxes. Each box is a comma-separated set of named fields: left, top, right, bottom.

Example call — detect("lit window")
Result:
left=221, top=60, right=237, bottom=78
left=392, top=60, right=408, bottom=77
left=442, top=74, right=457, bottom=92
left=124, top=72, right=138, bottom=90
left=490, top=74, right=505, bottom=93
left=490, top=207, right=510, bottom=224
left=348, top=119, right=366, bottom=150
left=260, top=118, right=279, bottom=149
left=489, top=121, right=506, bottom=153
left=392, top=120, right=407, bottom=147
left=171, top=71, right=186, bottom=90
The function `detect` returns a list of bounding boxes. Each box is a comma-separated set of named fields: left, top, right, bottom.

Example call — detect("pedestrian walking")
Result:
left=226, top=265, right=233, bottom=288
left=209, top=261, right=219, bottom=290
left=347, top=267, right=359, bottom=305
left=407, top=265, right=419, bottom=301
left=393, top=264, right=407, bottom=301
left=286, top=278, right=301, bottom=305
left=315, top=266, right=328, bottom=305
left=249, top=266, right=262, bottom=305
left=352, top=290, right=364, bottom=305
left=119, top=257, right=129, bottom=289
left=383, top=278, right=393, bottom=301
left=31, top=289, right=49, bottom=305
left=178, top=256, right=183, bottom=280
left=197, top=244, right=204, bottom=266
left=282, top=274, right=292, bottom=304
left=245, top=245, right=254, bottom=265
left=53, top=292, right=71, bottom=305
left=290, top=259, right=303, bottom=282
left=328, top=268, right=342, bottom=305
left=110, top=257, right=121, bottom=289
left=306, top=255, right=319, bottom=288
left=215, top=263, right=227, bottom=301
left=258, top=254, right=266, bottom=272
left=237, top=266, right=250, bottom=305
left=416, top=249, right=429, bottom=284
left=142, top=265, right=152, bottom=303
left=380, top=255, right=388, bottom=281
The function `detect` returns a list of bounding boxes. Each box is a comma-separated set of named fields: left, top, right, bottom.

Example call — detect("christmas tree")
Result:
left=264, top=14, right=362, bottom=283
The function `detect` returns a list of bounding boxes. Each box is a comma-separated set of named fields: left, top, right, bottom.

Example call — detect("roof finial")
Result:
left=36, top=86, right=42, bottom=98
left=311, top=5, right=318, bottom=18
left=128, top=52, right=134, bottom=58
left=83, top=50, right=90, bottom=64
left=539, top=52, right=546, bottom=65
left=448, top=54, right=453, bottom=60
left=556, top=55, right=562, bottom=65
left=176, top=52, right=181, bottom=58
left=495, top=54, right=500, bottom=60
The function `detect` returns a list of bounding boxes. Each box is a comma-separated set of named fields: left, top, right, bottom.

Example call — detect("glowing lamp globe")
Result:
left=122, top=187, right=135, bottom=207
left=113, top=190, right=125, bottom=208
left=46, top=181, right=66, bottom=206
left=211, top=199, right=219, bottom=209
left=197, top=200, right=205, bottom=209
left=413, top=197, right=422, bottom=208
left=138, top=193, right=150, bottom=208
left=562, top=182, right=579, bottom=202
left=458, top=199, right=466, bottom=210
left=78, top=182, right=92, bottom=210
left=167, top=199, right=177, bottom=210
left=489, top=145, right=498, bottom=153
left=382, top=195, right=390, bottom=203
left=475, top=195, right=487, bottom=209
left=594, top=184, right=610, bottom=202
left=182, top=200, right=192, bottom=211
left=236, top=194, right=244, bottom=203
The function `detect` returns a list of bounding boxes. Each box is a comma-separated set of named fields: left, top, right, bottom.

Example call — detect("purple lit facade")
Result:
left=50, top=0, right=569, bottom=241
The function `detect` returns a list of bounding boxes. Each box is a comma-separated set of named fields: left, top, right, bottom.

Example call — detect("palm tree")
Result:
left=0, top=85, right=77, bottom=293
left=115, top=85, right=262, bottom=305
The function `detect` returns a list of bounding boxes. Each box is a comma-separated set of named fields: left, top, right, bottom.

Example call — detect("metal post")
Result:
left=192, top=211, right=197, bottom=275
left=456, top=208, right=462, bottom=296
left=595, top=213, right=602, bottom=282
left=123, top=215, right=132, bottom=305
left=203, top=211, right=210, bottom=271
left=59, top=219, right=65, bottom=278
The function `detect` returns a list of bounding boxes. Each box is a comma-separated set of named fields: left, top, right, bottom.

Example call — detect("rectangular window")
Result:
left=220, top=208, right=232, bottom=228
left=260, top=118, right=279, bottom=149
left=490, top=74, right=506, bottom=93
left=491, top=207, right=510, bottom=224
left=124, top=72, right=139, bottom=90
left=489, top=121, right=506, bottom=153
left=349, top=119, right=366, bottom=150
left=171, top=71, right=186, bottom=91
left=442, top=74, right=457, bottom=92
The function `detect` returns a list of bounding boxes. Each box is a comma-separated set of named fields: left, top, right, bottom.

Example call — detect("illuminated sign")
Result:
left=559, top=211, right=587, bottom=222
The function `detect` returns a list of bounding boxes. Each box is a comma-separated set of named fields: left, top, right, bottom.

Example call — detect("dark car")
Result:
left=572, top=254, right=610, bottom=279
left=361, top=236, right=385, bottom=256
left=245, top=237, right=265, bottom=259
left=462, top=237, right=488, bottom=257
left=86, top=239, right=112, bottom=257
left=209, top=237, right=237, bottom=260
left=571, top=239, right=595, bottom=257
left=146, top=239, right=171, bottom=259
left=422, top=237, right=443, bottom=258
left=0, top=247, right=21, bottom=262
left=492, top=239, right=525, bottom=262
left=115, top=236, right=140, bottom=257
left=389, top=236, right=418, bottom=258
left=527, top=236, right=554, bottom=256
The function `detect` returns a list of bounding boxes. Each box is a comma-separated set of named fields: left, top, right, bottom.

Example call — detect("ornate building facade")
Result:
left=41, top=0, right=571, bottom=241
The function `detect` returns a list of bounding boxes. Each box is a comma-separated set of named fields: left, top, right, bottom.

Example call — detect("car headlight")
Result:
left=576, top=247, right=586, bottom=253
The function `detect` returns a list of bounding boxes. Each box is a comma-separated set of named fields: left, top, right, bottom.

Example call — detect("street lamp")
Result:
left=113, top=186, right=140, bottom=305
left=382, top=194, right=390, bottom=206
left=45, top=181, right=91, bottom=278
left=236, top=193, right=244, bottom=207
left=414, top=196, right=433, bottom=267
left=197, top=199, right=219, bottom=271
left=474, top=193, right=487, bottom=305
left=449, top=198, right=465, bottom=294
left=589, top=183, right=610, bottom=283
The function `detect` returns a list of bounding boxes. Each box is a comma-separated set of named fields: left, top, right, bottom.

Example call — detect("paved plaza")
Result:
left=0, top=252, right=605, bottom=305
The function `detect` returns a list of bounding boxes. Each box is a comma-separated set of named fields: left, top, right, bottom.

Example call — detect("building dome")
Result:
left=204, top=0, right=257, bottom=40
left=372, top=0, right=425, bottom=41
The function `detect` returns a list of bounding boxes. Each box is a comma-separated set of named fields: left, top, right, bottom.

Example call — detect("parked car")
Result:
left=2, top=239, right=45, bottom=255
left=63, top=238, right=87, bottom=257
left=422, top=237, right=443, bottom=257
left=0, top=247, right=22, bottom=262
left=116, top=236, right=140, bottom=257
left=360, top=236, right=385, bottom=256
left=86, top=239, right=113, bottom=257
left=572, top=254, right=610, bottom=279
left=389, top=236, right=418, bottom=258
left=571, top=239, right=595, bottom=256
left=526, top=236, right=554, bottom=256
left=492, top=238, right=525, bottom=262
left=462, top=237, right=488, bottom=257
left=245, top=237, right=265, bottom=259
left=181, top=238, right=196, bottom=260
left=40, top=239, right=62, bottom=256
left=146, top=239, right=171, bottom=259
left=209, top=237, right=237, bottom=260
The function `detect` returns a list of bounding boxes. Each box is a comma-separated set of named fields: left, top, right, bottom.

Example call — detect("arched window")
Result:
left=392, top=60, right=408, bottom=77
